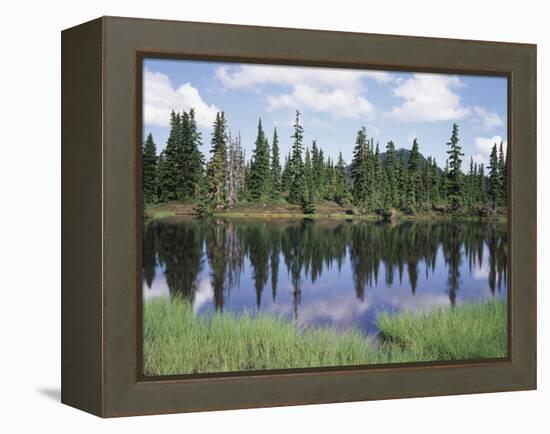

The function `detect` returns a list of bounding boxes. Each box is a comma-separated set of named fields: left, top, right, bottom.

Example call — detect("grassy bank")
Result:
left=144, top=200, right=507, bottom=223
left=143, top=297, right=507, bottom=376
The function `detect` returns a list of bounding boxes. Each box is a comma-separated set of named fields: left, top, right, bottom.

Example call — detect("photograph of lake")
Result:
left=140, top=59, right=509, bottom=376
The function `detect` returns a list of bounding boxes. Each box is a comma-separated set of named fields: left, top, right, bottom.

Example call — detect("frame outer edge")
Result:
left=61, top=17, right=105, bottom=416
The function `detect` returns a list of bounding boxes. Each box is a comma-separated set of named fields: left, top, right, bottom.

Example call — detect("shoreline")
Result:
left=145, top=208, right=507, bottom=223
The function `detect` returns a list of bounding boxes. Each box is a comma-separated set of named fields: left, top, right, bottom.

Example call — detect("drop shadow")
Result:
left=38, top=387, right=61, bottom=402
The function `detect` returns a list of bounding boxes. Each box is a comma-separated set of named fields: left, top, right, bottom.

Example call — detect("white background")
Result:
left=0, top=0, right=546, bottom=432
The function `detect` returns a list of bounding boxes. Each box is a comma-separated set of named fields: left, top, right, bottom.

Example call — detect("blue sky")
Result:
left=143, top=58, right=507, bottom=168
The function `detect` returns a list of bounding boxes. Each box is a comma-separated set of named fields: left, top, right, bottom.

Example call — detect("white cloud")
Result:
left=384, top=74, right=504, bottom=130
left=217, top=64, right=377, bottom=91
left=472, top=106, right=504, bottom=129
left=363, top=71, right=393, bottom=83
left=473, top=135, right=507, bottom=166
left=266, top=84, right=376, bottom=119
left=143, top=68, right=219, bottom=128
left=384, top=73, right=471, bottom=123
left=216, top=64, right=384, bottom=120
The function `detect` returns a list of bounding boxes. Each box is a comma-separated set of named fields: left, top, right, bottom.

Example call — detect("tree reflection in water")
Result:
left=143, top=218, right=508, bottom=326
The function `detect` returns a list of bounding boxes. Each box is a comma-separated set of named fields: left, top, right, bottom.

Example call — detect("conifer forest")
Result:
left=142, top=109, right=508, bottom=218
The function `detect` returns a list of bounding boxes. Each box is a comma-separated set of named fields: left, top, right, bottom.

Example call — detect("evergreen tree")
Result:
left=441, top=159, right=450, bottom=202
left=181, top=109, right=205, bottom=199
left=334, top=152, right=350, bottom=205
left=397, top=152, right=408, bottom=208
left=288, top=110, right=305, bottom=204
left=142, top=133, right=157, bottom=203
left=351, top=127, right=368, bottom=207
left=429, top=158, right=441, bottom=205
left=406, top=138, right=422, bottom=209
left=487, top=143, right=501, bottom=207
left=498, top=141, right=507, bottom=206
left=467, top=157, right=475, bottom=206
left=207, top=112, right=229, bottom=208
left=156, top=150, right=166, bottom=201
left=248, top=118, right=271, bottom=201
left=362, top=139, right=375, bottom=211
left=478, top=163, right=487, bottom=203
left=227, top=131, right=246, bottom=207
left=194, top=174, right=211, bottom=218
left=281, top=151, right=292, bottom=193
left=159, top=110, right=181, bottom=201
left=324, top=157, right=336, bottom=201
left=422, top=156, right=432, bottom=206
left=303, top=148, right=316, bottom=214
left=372, top=142, right=383, bottom=209
left=175, top=110, right=190, bottom=199
left=445, top=123, right=464, bottom=211
left=384, top=141, right=399, bottom=207
left=270, top=127, right=282, bottom=200
left=311, top=140, right=325, bottom=199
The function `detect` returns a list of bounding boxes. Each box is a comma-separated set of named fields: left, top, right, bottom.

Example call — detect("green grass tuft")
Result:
left=143, top=297, right=507, bottom=376
left=377, top=300, right=507, bottom=360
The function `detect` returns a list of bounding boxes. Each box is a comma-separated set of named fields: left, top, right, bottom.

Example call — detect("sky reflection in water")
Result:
left=142, top=218, right=507, bottom=334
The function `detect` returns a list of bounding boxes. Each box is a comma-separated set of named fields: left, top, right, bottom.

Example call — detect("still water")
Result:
left=142, top=218, right=507, bottom=334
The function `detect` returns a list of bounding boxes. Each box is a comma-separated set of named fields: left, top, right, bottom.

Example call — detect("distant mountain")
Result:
left=380, top=148, right=428, bottom=165
left=347, top=148, right=442, bottom=174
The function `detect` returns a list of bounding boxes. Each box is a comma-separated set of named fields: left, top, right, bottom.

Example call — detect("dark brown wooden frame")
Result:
left=62, top=16, right=537, bottom=417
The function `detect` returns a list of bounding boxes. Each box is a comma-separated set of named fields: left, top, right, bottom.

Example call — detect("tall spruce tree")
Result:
left=445, top=123, right=464, bottom=211
left=288, top=110, right=305, bottom=204
left=397, top=152, right=408, bottom=208
left=498, top=141, right=507, bottom=206
left=194, top=173, right=212, bottom=218
left=175, top=110, right=190, bottom=199
left=466, top=157, right=475, bottom=207
left=207, top=112, right=229, bottom=208
left=441, top=159, right=450, bottom=202
left=478, top=163, right=486, bottom=203
left=406, top=138, right=422, bottom=209
left=248, top=118, right=271, bottom=201
left=142, top=133, right=157, bottom=203
left=281, top=151, right=292, bottom=193
left=422, top=156, right=432, bottom=206
left=324, top=157, right=336, bottom=200
left=372, top=143, right=383, bottom=209
left=351, top=127, right=368, bottom=207
left=227, top=131, right=246, bottom=207
left=159, top=110, right=181, bottom=201
left=362, top=139, right=375, bottom=211
left=303, top=148, right=316, bottom=214
left=334, top=152, right=350, bottom=205
left=311, top=140, right=325, bottom=199
left=384, top=141, right=399, bottom=207
left=156, top=150, right=166, bottom=201
left=429, top=158, right=441, bottom=205
left=487, top=143, right=501, bottom=207
left=181, top=109, right=205, bottom=199
left=270, top=127, right=282, bottom=200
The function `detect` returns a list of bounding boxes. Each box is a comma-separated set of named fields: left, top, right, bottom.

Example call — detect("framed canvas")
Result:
left=61, top=16, right=536, bottom=417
